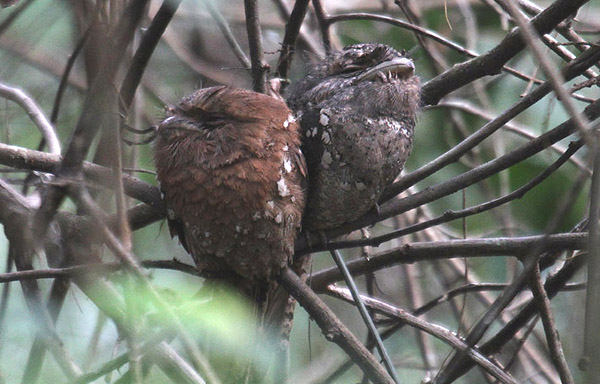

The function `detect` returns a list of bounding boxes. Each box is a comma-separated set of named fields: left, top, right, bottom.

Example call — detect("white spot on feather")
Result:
left=283, top=158, right=292, bottom=173
left=321, top=130, right=331, bottom=144
left=377, top=117, right=403, bottom=134
left=283, top=114, right=296, bottom=128
left=319, top=112, right=330, bottom=126
left=321, top=151, right=333, bottom=169
left=306, top=127, right=318, bottom=137
left=275, top=212, right=283, bottom=224
left=277, top=177, right=290, bottom=197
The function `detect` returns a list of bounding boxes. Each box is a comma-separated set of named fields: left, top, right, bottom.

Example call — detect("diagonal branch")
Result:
left=275, top=0, right=310, bottom=80
left=421, top=0, right=590, bottom=106
left=309, top=233, right=588, bottom=292
left=32, top=0, right=149, bottom=247
left=328, top=286, right=517, bottom=384
left=529, top=263, right=574, bottom=384
left=278, top=268, right=394, bottom=384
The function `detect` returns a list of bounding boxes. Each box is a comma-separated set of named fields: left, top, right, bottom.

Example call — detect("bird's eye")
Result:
left=336, top=55, right=373, bottom=74
left=338, top=63, right=365, bottom=74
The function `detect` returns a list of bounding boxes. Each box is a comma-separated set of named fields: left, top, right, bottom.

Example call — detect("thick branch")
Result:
left=244, top=0, right=268, bottom=93
left=421, top=0, right=589, bottom=106
left=310, top=233, right=588, bottom=292
left=0, top=142, right=163, bottom=211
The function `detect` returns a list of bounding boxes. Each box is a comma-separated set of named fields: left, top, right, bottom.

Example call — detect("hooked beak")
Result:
left=354, top=57, right=415, bottom=83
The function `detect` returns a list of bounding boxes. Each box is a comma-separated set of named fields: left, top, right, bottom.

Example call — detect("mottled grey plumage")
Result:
left=287, top=43, right=421, bottom=230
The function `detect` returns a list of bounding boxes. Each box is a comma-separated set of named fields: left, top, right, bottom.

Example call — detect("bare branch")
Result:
left=243, top=0, right=268, bottom=93
left=421, top=0, right=590, bottom=106
left=278, top=268, right=394, bottom=384
left=529, top=263, right=574, bottom=384
left=0, top=82, right=61, bottom=155
left=583, top=144, right=600, bottom=380
left=497, top=0, right=593, bottom=145
left=275, top=0, right=310, bottom=80
left=120, top=0, right=183, bottom=110
left=0, top=142, right=164, bottom=210
left=311, top=0, right=331, bottom=52
left=309, top=233, right=587, bottom=292
left=327, top=285, right=518, bottom=384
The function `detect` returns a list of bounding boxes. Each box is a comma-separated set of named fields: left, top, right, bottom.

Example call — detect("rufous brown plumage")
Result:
left=154, top=86, right=306, bottom=382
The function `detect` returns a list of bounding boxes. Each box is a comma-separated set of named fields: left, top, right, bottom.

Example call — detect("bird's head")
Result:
left=287, top=43, right=420, bottom=119
left=157, top=86, right=293, bottom=138
left=323, top=43, right=415, bottom=84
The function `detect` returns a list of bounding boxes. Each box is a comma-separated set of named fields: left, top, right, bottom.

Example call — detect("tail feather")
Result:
left=262, top=254, right=311, bottom=383
left=200, top=254, right=310, bottom=383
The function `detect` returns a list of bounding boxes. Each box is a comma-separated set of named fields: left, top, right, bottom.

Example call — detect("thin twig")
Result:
left=432, top=100, right=591, bottom=175
left=327, top=286, right=517, bottom=384
left=421, top=0, right=590, bottom=106
left=401, top=263, right=436, bottom=379
left=311, top=0, right=331, bottom=52
left=529, top=263, right=574, bottom=384
left=277, top=268, right=394, bottom=384
left=205, top=0, right=250, bottom=70
left=0, top=260, right=204, bottom=284
left=497, top=0, right=592, bottom=145
left=120, top=0, right=183, bottom=110
left=50, top=14, right=96, bottom=125
left=454, top=250, right=587, bottom=381
left=324, top=242, right=400, bottom=383
left=0, top=82, right=60, bottom=155
left=275, top=0, right=310, bottom=80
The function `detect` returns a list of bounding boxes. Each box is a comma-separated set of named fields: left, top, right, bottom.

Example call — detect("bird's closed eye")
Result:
left=198, top=113, right=229, bottom=129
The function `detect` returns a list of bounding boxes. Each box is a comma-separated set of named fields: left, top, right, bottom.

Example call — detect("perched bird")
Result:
left=287, top=43, right=420, bottom=230
left=153, top=86, right=306, bottom=382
